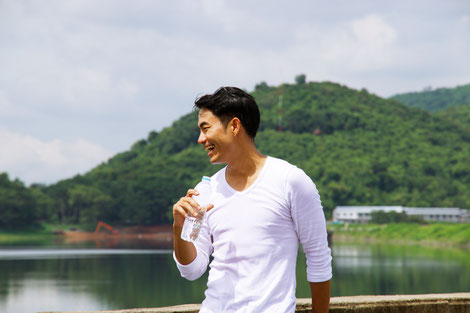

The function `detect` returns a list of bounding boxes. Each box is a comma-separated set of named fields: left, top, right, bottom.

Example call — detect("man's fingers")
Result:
left=174, top=206, right=189, bottom=218
left=185, top=189, right=203, bottom=210
left=181, top=200, right=200, bottom=217
left=205, top=204, right=215, bottom=212
left=180, top=196, right=205, bottom=216
left=186, top=189, right=199, bottom=197
left=173, top=189, right=212, bottom=221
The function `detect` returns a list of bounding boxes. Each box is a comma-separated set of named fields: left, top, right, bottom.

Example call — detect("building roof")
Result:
left=334, top=206, right=404, bottom=213
left=334, top=206, right=466, bottom=215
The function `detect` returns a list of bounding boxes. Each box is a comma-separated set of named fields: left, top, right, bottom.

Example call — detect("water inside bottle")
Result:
left=181, top=216, right=203, bottom=242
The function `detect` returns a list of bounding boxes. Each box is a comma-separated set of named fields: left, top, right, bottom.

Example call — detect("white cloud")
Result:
left=260, top=13, right=399, bottom=92
left=351, top=14, right=397, bottom=45
left=61, top=68, right=140, bottom=111
left=291, top=14, right=397, bottom=71
left=0, top=127, right=112, bottom=184
left=0, top=90, right=32, bottom=118
left=349, top=14, right=397, bottom=70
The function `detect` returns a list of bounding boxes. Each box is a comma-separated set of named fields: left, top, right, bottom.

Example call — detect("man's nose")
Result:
left=198, top=132, right=206, bottom=145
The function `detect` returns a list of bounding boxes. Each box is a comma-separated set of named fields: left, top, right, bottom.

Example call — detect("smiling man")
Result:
left=172, top=87, right=332, bottom=313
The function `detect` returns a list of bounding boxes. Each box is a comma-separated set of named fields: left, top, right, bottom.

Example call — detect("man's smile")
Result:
left=205, top=145, right=215, bottom=152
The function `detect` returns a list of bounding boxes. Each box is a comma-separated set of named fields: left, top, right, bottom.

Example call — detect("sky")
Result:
left=1, top=0, right=469, bottom=185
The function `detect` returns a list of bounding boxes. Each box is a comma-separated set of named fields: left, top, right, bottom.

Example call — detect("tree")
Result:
left=295, top=74, right=306, bottom=85
left=0, top=173, right=38, bottom=229
left=30, top=184, right=56, bottom=222
left=68, top=185, right=112, bottom=224
left=255, top=81, right=269, bottom=91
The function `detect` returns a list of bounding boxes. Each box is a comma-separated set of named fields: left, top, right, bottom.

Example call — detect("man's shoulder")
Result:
left=267, top=156, right=299, bottom=173
left=264, top=156, right=304, bottom=184
left=267, top=156, right=313, bottom=185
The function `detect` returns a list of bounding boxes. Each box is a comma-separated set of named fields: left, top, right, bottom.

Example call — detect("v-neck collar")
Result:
left=221, top=156, right=271, bottom=195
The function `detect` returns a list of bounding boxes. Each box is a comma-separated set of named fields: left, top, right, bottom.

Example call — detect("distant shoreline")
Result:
left=0, top=223, right=173, bottom=246
left=328, top=223, right=470, bottom=250
left=1, top=223, right=469, bottom=250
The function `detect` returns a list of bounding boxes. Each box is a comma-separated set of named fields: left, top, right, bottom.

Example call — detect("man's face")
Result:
left=197, top=108, right=233, bottom=164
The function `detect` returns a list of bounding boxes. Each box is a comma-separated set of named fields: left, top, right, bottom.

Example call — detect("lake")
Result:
left=0, top=238, right=469, bottom=313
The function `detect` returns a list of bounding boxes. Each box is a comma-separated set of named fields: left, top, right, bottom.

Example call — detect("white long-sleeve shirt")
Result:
left=174, top=156, right=332, bottom=313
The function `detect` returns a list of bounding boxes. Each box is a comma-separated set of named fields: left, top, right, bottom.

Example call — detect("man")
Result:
left=173, top=87, right=332, bottom=313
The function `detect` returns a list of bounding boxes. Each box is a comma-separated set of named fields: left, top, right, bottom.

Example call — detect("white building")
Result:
left=333, top=206, right=470, bottom=224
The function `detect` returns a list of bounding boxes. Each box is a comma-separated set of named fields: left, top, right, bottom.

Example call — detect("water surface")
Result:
left=1, top=239, right=469, bottom=313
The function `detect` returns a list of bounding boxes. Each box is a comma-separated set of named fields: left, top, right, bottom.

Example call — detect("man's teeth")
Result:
left=206, top=145, right=214, bottom=151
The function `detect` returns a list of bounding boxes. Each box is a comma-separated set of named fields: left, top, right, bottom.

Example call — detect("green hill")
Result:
left=437, top=104, right=470, bottom=128
left=390, top=83, right=470, bottom=112
left=2, top=80, right=470, bottom=228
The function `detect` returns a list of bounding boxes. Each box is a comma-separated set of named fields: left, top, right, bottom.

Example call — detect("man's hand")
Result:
left=172, top=189, right=214, bottom=265
left=172, top=189, right=214, bottom=228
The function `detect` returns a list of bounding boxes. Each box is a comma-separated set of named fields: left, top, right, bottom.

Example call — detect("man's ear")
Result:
left=229, top=117, right=242, bottom=136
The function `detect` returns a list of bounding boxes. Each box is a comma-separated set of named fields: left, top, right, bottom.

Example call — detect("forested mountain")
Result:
left=2, top=80, right=470, bottom=229
left=437, top=104, right=470, bottom=128
left=390, top=83, right=470, bottom=112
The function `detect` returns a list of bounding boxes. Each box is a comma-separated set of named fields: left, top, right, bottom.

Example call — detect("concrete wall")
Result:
left=39, top=293, right=470, bottom=313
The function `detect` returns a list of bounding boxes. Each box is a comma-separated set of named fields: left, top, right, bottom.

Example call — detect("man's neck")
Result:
left=225, top=144, right=267, bottom=191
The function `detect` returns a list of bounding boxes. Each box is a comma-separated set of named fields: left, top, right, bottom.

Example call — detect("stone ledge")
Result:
left=38, top=293, right=470, bottom=313
left=327, top=293, right=470, bottom=313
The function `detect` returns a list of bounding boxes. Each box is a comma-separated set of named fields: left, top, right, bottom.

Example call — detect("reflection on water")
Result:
left=0, top=240, right=469, bottom=313
left=331, top=245, right=460, bottom=268
left=3, top=278, right=107, bottom=313
left=330, top=244, right=469, bottom=297
left=0, top=242, right=208, bottom=313
left=296, top=243, right=470, bottom=298
left=0, top=249, right=171, bottom=260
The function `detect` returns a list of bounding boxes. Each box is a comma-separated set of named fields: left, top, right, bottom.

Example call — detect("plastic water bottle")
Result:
left=181, top=176, right=212, bottom=242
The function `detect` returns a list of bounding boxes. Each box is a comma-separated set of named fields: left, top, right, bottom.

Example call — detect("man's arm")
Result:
left=286, top=168, right=332, bottom=312
left=310, top=280, right=331, bottom=313
left=172, top=189, right=199, bottom=264
left=173, top=224, right=197, bottom=265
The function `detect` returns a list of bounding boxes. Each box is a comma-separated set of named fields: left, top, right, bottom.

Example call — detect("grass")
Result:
left=328, top=222, right=470, bottom=247
left=0, top=230, right=54, bottom=245
left=0, top=222, right=91, bottom=245
left=2, top=222, right=469, bottom=247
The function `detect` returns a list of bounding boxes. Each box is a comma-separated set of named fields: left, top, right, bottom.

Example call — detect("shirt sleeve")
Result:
left=286, top=167, right=332, bottom=283
left=173, top=221, right=213, bottom=281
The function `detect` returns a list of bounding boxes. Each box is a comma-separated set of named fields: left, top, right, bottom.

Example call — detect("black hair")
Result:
left=194, top=86, right=260, bottom=139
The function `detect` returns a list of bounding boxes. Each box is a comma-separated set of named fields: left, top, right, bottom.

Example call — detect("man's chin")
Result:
left=209, top=159, right=220, bottom=164
left=209, top=156, right=223, bottom=164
